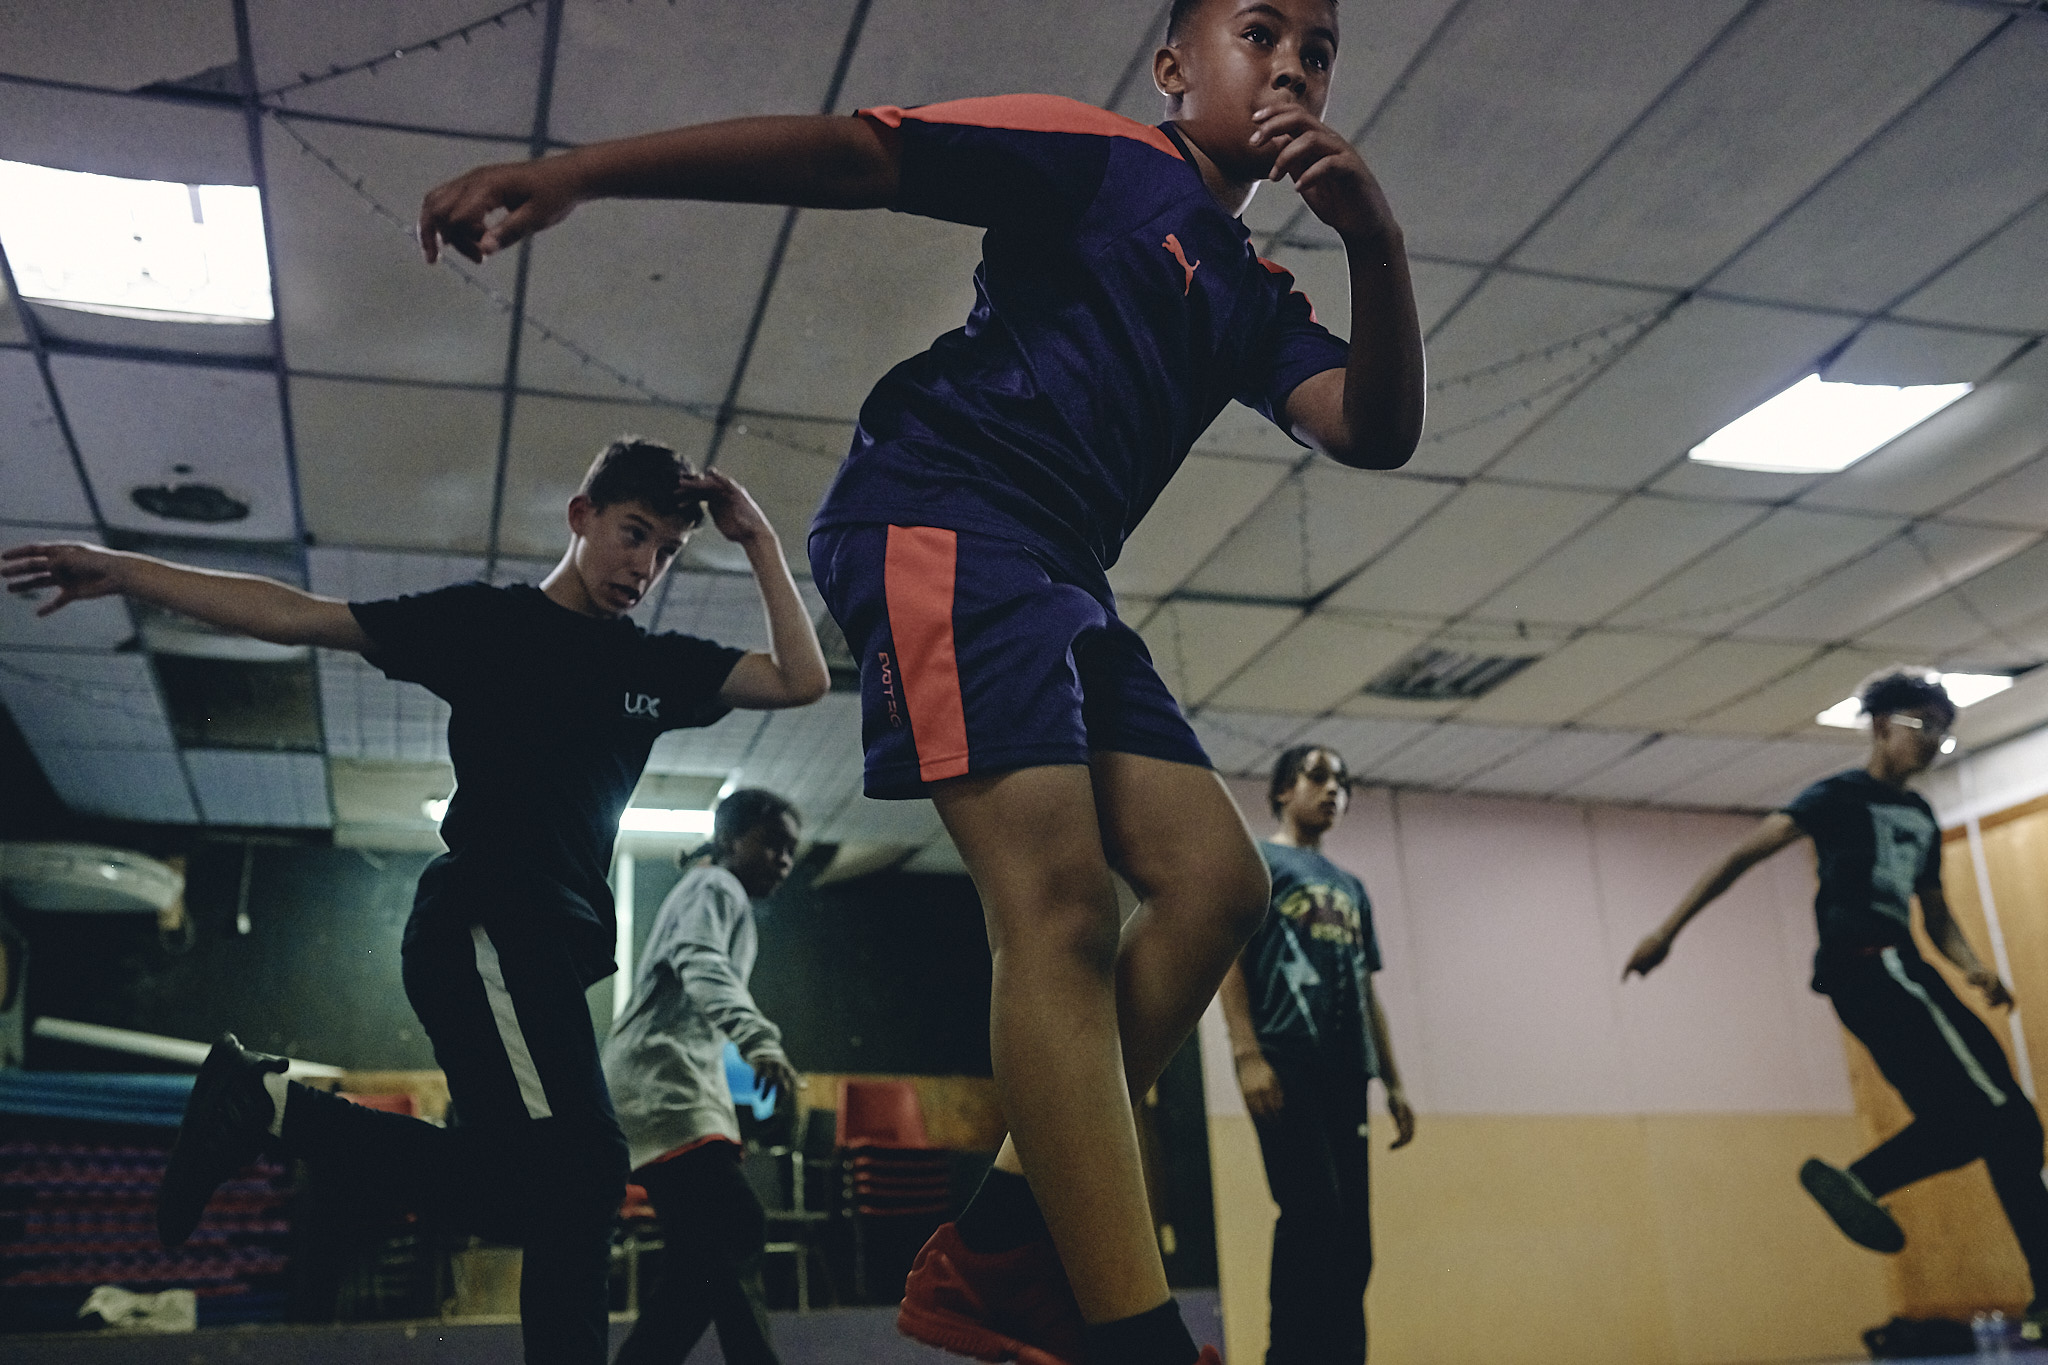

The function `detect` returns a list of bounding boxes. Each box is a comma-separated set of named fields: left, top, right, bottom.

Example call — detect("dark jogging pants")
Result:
left=1826, top=945, right=2048, bottom=1294
left=279, top=913, right=628, bottom=1365
left=1249, top=1053, right=1375, bottom=1365
left=613, top=1142, right=779, bottom=1365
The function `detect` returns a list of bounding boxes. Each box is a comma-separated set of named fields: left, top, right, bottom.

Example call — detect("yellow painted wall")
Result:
left=1209, top=1113, right=1890, bottom=1365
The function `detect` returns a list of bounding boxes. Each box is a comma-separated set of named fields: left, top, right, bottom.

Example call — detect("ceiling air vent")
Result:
left=1363, top=647, right=1540, bottom=702
left=130, top=483, right=249, bottom=523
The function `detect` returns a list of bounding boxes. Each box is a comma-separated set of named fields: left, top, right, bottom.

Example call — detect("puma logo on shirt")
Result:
left=1163, top=233, right=1199, bottom=294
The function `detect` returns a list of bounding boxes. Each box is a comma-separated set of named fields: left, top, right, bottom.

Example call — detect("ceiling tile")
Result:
left=1798, top=338, right=2048, bottom=516
left=1457, top=631, right=1700, bottom=726
left=1370, top=722, right=1548, bottom=788
left=1109, top=455, right=1292, bottom=599
left=1711, top=20, right=2048, bottom=311
left=0, top=649, right=177, bottom=751
left=1138, top=600, right=1300, bottom=706
left=52, top=354, right=296, bottom=541
left=1186, top=709, right=1313, bottom=778
left=1487, top=298, right=1851, bottom=490
left=249, top=0, right=543, bottom=139
left=1943, top=451, right=2048, bottom=531
left=1469, top=495, right=1761, bottom=627
left=1733, top=522, right=2034, bottom=644
left=0, top=278, right=23, bottom=345
left=837, top=0, right=1160, bottom=111
left=1408, top=274, right=1672, bottom=478
left=1899, top=539, right=2048, bottom=638
left=31, top=746, right=197, bottom=824
left=1353, top=0, right=1748, bottom=261
left=292, top=377, right=500, bottom=553
left=1327, top=483, right=1614, bottom=616
left=734, top=210, right=982, bottom=419
left=1897, top=195, right=2048, bottom=333
left=0, top=524, right=131, bottom=651
left=27, top=303, right=272, bottom=361
left=0, top=349, right=95, bottom=525
left=1284, top=715, right=1439, bottom=775
left=1690, top=647, right=1902, bottom=737
left=264, top=119, right=515, bottom=385
left=516, top=200, right=791, bottom=404
left=1564, top=733, right=1763, bottom=803
left=686, top=424, right=848, bottom=570
left=184, top=750, right=332, bottom=828
left=1577, top=639, right=1817, bottom=729
left=646, top=708, right=772, bottom=779
left=1184, top=466, right=1455, bottom=600
left=0, top=77, right=249, bottom=186
left=0, top=1, right=235, bottom=89
left=817, top=795, right=944, bottom=849
left=1208, top=612, right=1432, bottom=714
left=307, top=546, right=488, bottom=600
left=1822, top=321, right=2024, bottom=387
left=1513, top=0, right=2002, bottom=287
left=1607, top=507, right=1902, bottom=635
left=1334, top=691, right=1464, bottom=721
left=656, top=570, right=827, bottom=653
left=553, top=0, right=865, bottom=142
left=1655, top=738, right=1863, bottom=810
left=318, top=649, right=449, bottom=764
left=1855, top=590, right=1998, bottom=658
left=1461, top=728, right=1650, bottom=795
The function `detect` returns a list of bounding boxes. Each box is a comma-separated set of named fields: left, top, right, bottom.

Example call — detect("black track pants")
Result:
left=613, top=1142, right=778, bottom=1365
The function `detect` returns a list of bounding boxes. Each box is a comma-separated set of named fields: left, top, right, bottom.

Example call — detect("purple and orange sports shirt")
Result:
left=810, top=94, right=1350, bottom=594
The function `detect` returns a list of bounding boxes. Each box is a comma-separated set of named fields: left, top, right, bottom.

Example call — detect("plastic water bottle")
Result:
left=1972, top=1309, right=2010, bottom=1356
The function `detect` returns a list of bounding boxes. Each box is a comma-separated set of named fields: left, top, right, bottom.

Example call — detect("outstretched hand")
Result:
left=1623, top=931, right=1673, bottom=982
left=680, top=469, right=774, bottom=546
left=1, top=542, right=126, bottom=616
left=1250, top=103, right=1398, bottom=246
left=418, top=156, right=581, bottom=264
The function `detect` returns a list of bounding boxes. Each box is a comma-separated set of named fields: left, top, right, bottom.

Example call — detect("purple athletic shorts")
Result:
left=809, top=524, right=1211, bottom=800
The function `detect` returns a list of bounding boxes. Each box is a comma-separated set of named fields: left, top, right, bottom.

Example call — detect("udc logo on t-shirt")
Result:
left=623, top=692, right=662, bottom=721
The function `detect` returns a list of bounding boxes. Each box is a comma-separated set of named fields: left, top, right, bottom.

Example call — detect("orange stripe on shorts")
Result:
left=883, top=526, right=970, bottom=783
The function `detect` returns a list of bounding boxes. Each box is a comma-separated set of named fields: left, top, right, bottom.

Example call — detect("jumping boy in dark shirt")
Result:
left=1626, top=670, right=2047, bottom=1338
left=418, top=3, right=1424, bottom=1361
left=1, top=439, right=829, bottom=1364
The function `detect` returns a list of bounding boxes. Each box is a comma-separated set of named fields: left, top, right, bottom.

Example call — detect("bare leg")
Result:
left=932, top=764, right=1167, bottom=1325
left=987, top=754, right=1268, bottom=1180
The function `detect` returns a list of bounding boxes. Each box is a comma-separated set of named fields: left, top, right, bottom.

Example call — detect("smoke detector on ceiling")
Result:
left=130, top=482, right=249, bottom=523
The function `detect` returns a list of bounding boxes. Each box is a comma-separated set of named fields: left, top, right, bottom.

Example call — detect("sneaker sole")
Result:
left=1799, top=1158, right=1905, bottom=1253
left=897, top=1300, right=1075, bottom=1365
left=156, top=1037, right=261, bottom=1248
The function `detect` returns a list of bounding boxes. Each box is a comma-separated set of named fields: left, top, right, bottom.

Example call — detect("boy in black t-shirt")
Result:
left=1626, top=670, right=2047, bottom=1333
left=1219, top=745, right=1411, bottom=1365
left=2, top=438, right=828, bottom=1364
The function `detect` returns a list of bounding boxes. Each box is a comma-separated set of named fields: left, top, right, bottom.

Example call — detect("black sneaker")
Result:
left=1798, top=1157, right=1905, bottom=1253
left=157, top=1033, right=287, bottom=1248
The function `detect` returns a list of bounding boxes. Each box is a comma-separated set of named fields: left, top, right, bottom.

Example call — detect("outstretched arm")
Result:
left=1920, top=884, right=2014, bottom=1010
left=1256, top=105, right=1425, bottom=471
left=1624, top=812, right=1805, bottom=980
left=418, top=116, right=900, bottom=264
left=1, top=542, right=370, bottom=652
left=685, top=471, right=829, bottom=711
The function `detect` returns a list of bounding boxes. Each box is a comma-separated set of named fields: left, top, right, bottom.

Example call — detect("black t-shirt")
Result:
left=1781, top=769, right=1943, bottom=966
left=1242, top=842, right=1382, bottom=1076
left=351, top=583, right=744, bottom=983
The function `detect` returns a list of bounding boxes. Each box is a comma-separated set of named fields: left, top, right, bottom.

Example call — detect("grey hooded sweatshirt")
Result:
left=602, top=863, right=788, bottom=1171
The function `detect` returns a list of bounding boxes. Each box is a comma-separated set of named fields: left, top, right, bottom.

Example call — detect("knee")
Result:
left=1214, top=844, right=1273, bottom=949
left=1001, top=863, right=1123, bottom=981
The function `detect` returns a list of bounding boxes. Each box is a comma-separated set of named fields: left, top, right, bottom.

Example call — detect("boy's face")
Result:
left=1871, top=706, right=1950, bottom=777
left=1158, top=0, right=1340, bottom=179
left=1278, top=748, right=1349, bottom=834
left=566, top=496, right=691, bottom=616
left=726, top=812, right=801, bottom=898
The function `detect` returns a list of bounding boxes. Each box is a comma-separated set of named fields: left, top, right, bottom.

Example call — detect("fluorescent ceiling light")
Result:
left=421, top=797, right=711, bottom=835
left=0, top=159, right=272, bottom=323
left=1689, top=374, right=1971, bottom=474
left=1815, top=672, right=2014, bottom=730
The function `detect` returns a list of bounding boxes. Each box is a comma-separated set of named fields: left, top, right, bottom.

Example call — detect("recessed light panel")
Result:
left=1815, top=671, right=2014, bottom=728
left=0, top=159, right=272, bottom=323
left=1689, top=374, right=1971, bottom=474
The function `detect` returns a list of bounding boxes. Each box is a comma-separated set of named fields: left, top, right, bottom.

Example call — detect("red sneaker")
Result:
left=897, top=1222, right=1088, bottom=1365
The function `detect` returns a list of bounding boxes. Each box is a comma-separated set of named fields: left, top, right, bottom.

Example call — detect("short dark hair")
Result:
left=706, top=787, right=801, bottom=862
left=577, top=435, right=703, bottom=529
left=1859, top=668, right=1956, bottom=726
left=1168, top=0, right=1338, bottom=42
left=1268, top=743, right=1349, bottom=816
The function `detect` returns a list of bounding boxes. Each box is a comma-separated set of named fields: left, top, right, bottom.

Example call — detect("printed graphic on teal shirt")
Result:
left=1868, top=801, right=1937, bottom=926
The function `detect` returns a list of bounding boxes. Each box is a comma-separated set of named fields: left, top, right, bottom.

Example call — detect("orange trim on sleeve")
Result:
left=1258, top=258, right=1323, bottom=324
left=859, top=94, right=1182, bottom=161
left=883, top=526, right=972, bottom=783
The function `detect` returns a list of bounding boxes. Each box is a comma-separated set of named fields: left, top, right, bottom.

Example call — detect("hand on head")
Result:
left=418, top=158, right=579, bottom=265
left=0, top=541, right=122, bottom=617
left=679, top=468, right=773, bottom=546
